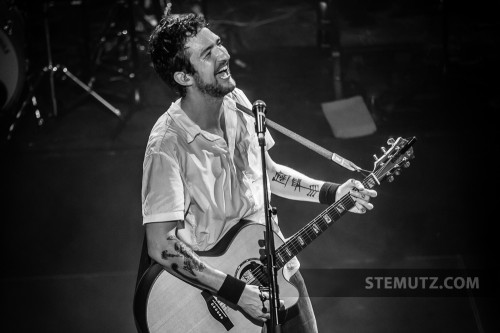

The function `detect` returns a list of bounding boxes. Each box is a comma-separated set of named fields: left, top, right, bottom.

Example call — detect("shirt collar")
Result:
left=167, top=96, right=238, bottom=145
left=167, top=99, right=203, bottom=143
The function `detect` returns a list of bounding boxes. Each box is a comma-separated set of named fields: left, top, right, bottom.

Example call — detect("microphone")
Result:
left=252, top=100, right=267, bottom=142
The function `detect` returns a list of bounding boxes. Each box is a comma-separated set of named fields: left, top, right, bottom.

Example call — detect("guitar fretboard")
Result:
left=275, top=175, right=377, bottom=269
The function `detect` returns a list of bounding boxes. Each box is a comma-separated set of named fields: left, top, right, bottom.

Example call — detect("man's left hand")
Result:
left=336, top=179, right=377, bottom=214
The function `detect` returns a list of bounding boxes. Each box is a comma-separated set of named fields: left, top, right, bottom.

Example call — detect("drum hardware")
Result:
left=1, top=0, right=25, bottom=114
left=6, top=0, right=123, bottom=141
left=3, top=18, right=13, bottom=35
left=87, top=0, right=156, bottom=106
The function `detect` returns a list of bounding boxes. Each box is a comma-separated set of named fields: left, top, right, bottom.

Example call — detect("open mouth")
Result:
left=215, top=64, right=231, bottom=79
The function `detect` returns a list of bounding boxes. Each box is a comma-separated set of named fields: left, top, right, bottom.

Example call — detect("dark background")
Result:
left=1, top=0, right=498, bottom=332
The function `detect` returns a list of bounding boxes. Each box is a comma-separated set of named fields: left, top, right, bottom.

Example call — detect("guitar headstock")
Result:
left=368, top=136, right=416, bottom=186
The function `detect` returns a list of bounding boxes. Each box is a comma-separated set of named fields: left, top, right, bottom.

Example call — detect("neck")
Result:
left=181, top=91, right=224, bottom=133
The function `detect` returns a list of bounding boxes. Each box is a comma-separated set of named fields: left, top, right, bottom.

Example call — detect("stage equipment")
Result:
left=87, top=0, right=158, bottom=105
left=252, top=100, right=281, bottom=332
left=317, top=1, right=343, bottom=99
left=0, top=0, right=25, bottom=115
left=321, top=95, right=376, bottom=139
left=5, top=1, right=121, bottom=141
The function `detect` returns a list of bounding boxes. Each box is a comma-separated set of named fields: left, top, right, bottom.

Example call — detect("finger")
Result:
left=350, top=179, right=365, bottom=191
left=360, top=188, right=377, bottom=198
left=355, top=202, right=366, bottom=213
left=350, top=191, right=368, bottom=201
left=362, top=201, right=374, bottom=210
left=356, top=199, right=374, bottom=210
left=261, top=299, right=270, bottom=312
left=260, top=301, right=270, bottom=321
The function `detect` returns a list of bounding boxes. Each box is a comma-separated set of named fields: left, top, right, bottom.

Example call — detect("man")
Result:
left=142, top=11, right=377, bottom=332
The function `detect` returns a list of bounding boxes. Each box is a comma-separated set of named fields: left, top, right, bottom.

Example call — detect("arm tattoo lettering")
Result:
left=272, top=171, right=290, bottom=186
left=273, top=172, right=319, bottom=197
left=291, top=178, right=302, bottom=191
left=307, top=185, right=319, bottom=197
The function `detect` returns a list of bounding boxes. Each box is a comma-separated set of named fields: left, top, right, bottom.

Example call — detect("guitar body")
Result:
left=134, top=222, right=300, bottom=333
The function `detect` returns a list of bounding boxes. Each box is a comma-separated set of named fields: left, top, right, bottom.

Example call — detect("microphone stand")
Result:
left=253, top=100, right=281, bottom=333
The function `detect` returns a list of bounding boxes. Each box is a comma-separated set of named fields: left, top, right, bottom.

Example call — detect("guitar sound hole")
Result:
left=236, top=259, right=269, bottom=286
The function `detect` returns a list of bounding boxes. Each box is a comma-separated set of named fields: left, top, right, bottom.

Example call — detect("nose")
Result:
left=214, top=44, right=230, bottom=61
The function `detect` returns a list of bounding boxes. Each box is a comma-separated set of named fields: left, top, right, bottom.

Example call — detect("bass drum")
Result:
left=0, top=1, right=26, bottom=113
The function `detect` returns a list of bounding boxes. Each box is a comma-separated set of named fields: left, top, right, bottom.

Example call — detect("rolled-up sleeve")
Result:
left=142, top=150, right=185, bottom=224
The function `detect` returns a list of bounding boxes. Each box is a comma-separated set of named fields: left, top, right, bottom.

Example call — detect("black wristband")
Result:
left=319, top=182, right=339, bottom=205
left=217, top=275, right=246, bottom=305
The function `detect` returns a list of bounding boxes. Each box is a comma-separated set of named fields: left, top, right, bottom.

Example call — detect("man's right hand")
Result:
left=237, top=285, right=270, bottom=322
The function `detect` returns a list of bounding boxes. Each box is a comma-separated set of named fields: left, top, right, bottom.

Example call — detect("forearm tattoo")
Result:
left=161, top=250, right=181, bottom=259
left=162, top=236, right=206, bottom=276
left=272, top=171, right=319, bottom=197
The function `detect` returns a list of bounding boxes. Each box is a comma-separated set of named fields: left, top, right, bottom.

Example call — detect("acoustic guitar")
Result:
left=134, top=136, right=416, bottom=333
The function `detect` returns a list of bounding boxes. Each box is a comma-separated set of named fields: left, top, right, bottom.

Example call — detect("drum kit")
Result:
left=0, top=0, right=152, bottom=142
left=1, top=0, right=25, bottom=119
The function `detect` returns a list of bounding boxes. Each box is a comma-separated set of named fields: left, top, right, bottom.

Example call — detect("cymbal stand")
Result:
left=88, top=0, right=152, bottom=106
left=6, top=1, right=122, bottom=141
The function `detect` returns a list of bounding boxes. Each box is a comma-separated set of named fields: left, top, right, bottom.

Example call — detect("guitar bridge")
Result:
left=201, top=290, right=234, bottom=331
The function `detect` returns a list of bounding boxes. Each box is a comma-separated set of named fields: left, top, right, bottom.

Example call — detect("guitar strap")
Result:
left=235, top=102, right=362, bottom=172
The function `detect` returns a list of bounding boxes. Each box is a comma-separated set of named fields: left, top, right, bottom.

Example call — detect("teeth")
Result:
left=216, top=65, right=230, bottom=79
left=217, top=65, right=228, bottom=74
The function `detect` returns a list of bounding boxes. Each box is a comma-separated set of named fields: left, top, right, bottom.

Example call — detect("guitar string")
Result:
left=245, top=168, right=386, bottom=285
left=269, top=150, right=401, bottom=268
left=277, top=194, right=355, bottom=263
left=276, top=176, right=373, bottom=260
left=251, top=189, right=360, bottom=283
left=246, top=194, right=356, bottom=285
left=245, top=196, right=351, bottom=285
left=267, top=161, right=392, bottom=271
left=275, top=197, right=347, bottom=261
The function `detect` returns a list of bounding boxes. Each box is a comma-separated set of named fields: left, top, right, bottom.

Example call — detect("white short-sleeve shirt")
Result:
left=142, top=88, right=277, bottom=251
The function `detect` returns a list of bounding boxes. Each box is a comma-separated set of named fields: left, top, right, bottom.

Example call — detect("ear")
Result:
left=173, top=71, right=193, bottom=87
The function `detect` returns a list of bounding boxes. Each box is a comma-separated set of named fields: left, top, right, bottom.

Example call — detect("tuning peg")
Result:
left=394, top=168, right=401, bottom=176
left=387, top=138, right=395, bottom=145
left=373, top=154, right=378, bottom=161
left=403, top=161, right=410, bottom=168
left=387, top=175, right=395, bottom=183
left=381, top=147, right=387, bottom=154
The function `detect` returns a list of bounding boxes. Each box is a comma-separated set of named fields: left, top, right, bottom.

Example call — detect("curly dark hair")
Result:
left=149, top=13, right=207, bottom=97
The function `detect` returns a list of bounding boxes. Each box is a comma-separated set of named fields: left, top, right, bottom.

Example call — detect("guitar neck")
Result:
left=275, top=175, right=378, bottom=269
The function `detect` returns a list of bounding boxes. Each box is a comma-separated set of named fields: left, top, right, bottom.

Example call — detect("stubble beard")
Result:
left=193, top=72, right=236, bottom=98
